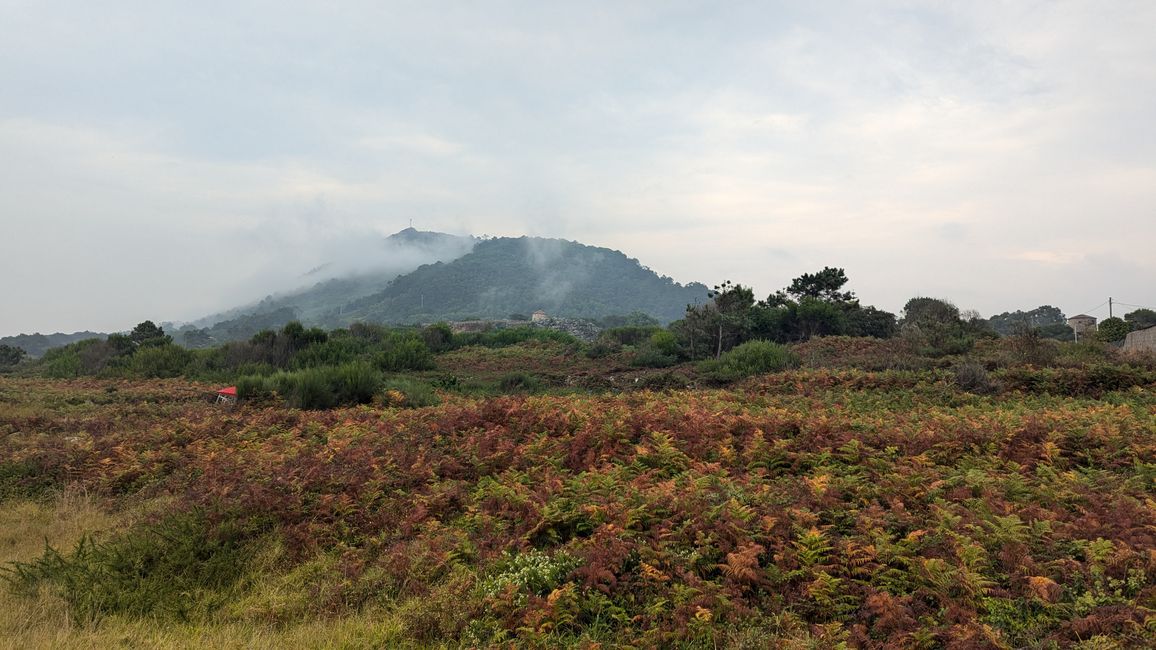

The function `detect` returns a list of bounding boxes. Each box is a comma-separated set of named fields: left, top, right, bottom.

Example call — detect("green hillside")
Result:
left=340, top=236, right=708, bottom=324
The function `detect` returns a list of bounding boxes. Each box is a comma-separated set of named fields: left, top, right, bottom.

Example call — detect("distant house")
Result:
left=1067, top=314, right=1097, bottom=340
left=1123, top=325, right=1156, bottom=353
left=531, top=310, right=548, bottom=323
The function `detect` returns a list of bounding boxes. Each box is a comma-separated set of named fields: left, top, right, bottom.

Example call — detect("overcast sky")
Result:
left=3, top=1, right=1154, bottom=335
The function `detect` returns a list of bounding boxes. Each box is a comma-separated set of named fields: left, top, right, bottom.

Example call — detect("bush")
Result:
left=602, top=326, right=663, bottom=347
left=331, top=362, right=382, bottom=405
left=630, top=345, right=677, bottom=368
left=275, top=367, right=336, bottom=410
left=373, top=334, right=435, bottom=372
left=1007, top=329, right=1058, bottom=367
left=2, top=512, right=261, bottom=622
left=235, top=374, right=274, bottom=402
left=420, top=323, right=455, bottom=353
left=381, top=378, right=441, bottom=408
left=954, top=362, right=996, bottom=394
left=130, top=344, right=194, bottom=378
left=498, top=372, right=542, bottom=392
left=700, top=340, right=798, bottom=382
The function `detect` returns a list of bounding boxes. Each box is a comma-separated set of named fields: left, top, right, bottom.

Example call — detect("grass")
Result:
left=0, top=490, right=421, bottom=649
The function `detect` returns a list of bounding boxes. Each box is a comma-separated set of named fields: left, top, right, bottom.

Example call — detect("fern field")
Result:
left=0, top=371, right=1153, bottom=648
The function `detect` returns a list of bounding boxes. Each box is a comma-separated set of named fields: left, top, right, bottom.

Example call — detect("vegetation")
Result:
left=673, top=268, right=898, bottom=361
left=1, top=353, right=1153, bottom=647
left=1125, top=308, right=1156, bottom=331
left=342, top=237, right=709, bottom=324
left=1098, top=317, right=1133, bottom=343
left=7, top=259, right=1156, bottom=645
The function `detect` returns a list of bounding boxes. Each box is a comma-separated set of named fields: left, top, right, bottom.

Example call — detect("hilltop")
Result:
left=178, top=232, right=707, bottom=344
left=338, top=236, right=709, bottom=325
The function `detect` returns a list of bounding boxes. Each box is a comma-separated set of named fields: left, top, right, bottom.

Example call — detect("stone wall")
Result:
left=1123, top=325, right=1156, bottom=353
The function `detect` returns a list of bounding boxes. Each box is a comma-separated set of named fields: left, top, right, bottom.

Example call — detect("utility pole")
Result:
left=1109, top=297, right=1113, bottom=318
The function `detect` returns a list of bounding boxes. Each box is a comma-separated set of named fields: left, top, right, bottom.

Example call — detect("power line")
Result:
left=1074, top=301, right=1108, bottom=317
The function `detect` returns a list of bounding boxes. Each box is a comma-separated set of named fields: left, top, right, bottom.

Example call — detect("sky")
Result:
left=2, top=0, right=1155, bottom=336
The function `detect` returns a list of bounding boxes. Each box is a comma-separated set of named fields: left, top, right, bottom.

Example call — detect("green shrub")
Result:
left=277, top=368, right=336, bottom=409
left=630, top=330, right=680, bottom=368
left=630, top=344, right=677, bottom=368
left=381, top=378, right=441, bottom=408
left=130, top=344, right=194, bottom=378
left=421, top=322, right=455, bottom=353
left=373, top=335, right=435, bottom=372
left=235, top=374, right=274, bottom=401
left=498, top=372, right=542, bottom=392
left=700, top=340, right=798, bottom=382
left=331, top=362, right=382, bottom=405
left=2, top=512, right=261, bottom=622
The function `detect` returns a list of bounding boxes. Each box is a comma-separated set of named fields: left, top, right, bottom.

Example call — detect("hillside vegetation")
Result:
left=342, top=237, right=709, bottom=325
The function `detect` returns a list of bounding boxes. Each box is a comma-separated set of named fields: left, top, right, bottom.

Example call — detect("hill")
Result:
left=339, top=236, right=709, bottom=324
left=179, top=228, right=476, bottom=342
left=0, top=331, right=106, bottom=358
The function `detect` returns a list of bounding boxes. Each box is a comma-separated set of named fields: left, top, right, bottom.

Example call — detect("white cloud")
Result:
left=1, top=1, right=1154, bottom=334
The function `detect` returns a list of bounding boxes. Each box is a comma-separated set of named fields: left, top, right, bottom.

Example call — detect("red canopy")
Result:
left=217, top=386, right=237, bottom=396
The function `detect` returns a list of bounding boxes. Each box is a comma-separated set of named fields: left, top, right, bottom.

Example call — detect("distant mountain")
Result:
left=339, top=236, right=708, bottom=325
left=0, top=331, right=106, bottom=358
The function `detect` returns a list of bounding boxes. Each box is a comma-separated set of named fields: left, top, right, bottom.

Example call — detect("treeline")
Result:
left=24, top=318, right=583, bottom=408
left=594, top=267, right=992, bottom=367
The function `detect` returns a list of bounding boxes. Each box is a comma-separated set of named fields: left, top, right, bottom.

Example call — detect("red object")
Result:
left=217, top=386, right=237, bottom=396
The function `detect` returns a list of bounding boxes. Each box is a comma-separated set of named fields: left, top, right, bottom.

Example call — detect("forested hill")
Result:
left=339, top=236, right=709, bottom=324
left=0, top=331, right=106, bottom=358
left=177, top=228, right=476, bottom=342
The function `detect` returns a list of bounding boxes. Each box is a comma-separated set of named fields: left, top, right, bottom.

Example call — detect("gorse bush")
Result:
left=129, top=344, right=194, bottom=378
left=2, top=511, right=260, bottom=622
left=381, top=378, right=441, bottom=408
left=700, top=340, right=798, bottom=381
left=239, top=362, right=383, bottom=409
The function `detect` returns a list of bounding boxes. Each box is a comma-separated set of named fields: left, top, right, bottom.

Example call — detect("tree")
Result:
left=900, top=297, right=960, bottom=329
left=1124, top=308, right=1156, bottom=331
left=707, top=281, right=755, bottom=358
left=0, top=344, right=25, bottom=369
left=181, top=328, right=213, bottom=348
left=785, top=267, right=856, bottom=303
left=794, top=297, right=846, bottom=340
left=844, top=305, right=897, bottom=338
left=1096, top=317, right=1131, bottom=343
left=987, top=305, right=1066, bottom=336
left=129, top=321, right=171, bottom=347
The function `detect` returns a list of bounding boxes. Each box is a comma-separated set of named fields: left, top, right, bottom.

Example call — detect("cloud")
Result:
left=1, top=1, right=1155, bottom=334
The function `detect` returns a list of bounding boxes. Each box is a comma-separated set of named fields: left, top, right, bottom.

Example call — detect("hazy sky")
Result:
left=3, top=1, right=1154, bottom=336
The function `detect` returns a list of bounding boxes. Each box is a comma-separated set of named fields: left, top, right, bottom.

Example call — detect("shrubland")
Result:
left=2, top=361, right=1154, bottom=647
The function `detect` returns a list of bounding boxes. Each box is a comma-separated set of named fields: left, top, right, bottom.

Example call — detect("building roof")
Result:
left=1068, top=314, right=1096, bottom=320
